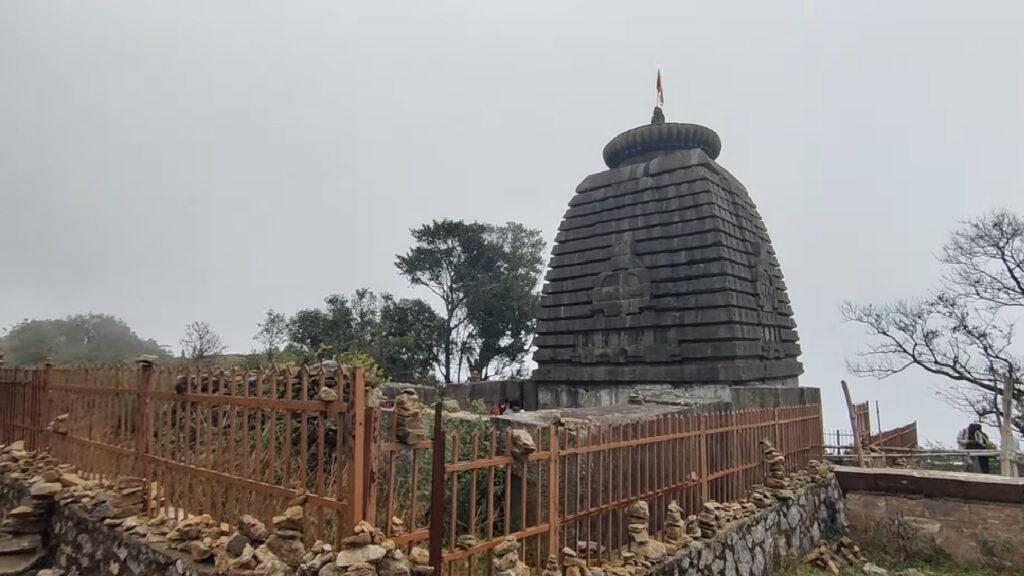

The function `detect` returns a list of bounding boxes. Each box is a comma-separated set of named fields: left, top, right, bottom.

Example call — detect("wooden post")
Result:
left=429, top=402, right=445, bottom=576
left=547, top=426, right=560, bottom=555
left=841, top=380, right=866, bottom=467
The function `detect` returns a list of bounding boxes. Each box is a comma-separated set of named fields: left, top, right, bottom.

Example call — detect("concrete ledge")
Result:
left=834, top=466, right=1024, bottom=504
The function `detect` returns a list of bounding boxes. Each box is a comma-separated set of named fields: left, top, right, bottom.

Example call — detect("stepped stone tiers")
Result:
left=532, top=108, right=802, bottom=391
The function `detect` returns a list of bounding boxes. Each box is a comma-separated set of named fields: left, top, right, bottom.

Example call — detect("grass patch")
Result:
left=773, top=515, right=1021, bottom=576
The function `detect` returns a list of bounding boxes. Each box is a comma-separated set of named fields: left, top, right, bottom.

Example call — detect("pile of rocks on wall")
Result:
left=632, top=446, right=845, bottom=576
left=0, top=432, right=844, bottom=576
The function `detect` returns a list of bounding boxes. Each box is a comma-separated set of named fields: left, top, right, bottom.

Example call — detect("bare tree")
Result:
left=181, top=321, right=227, bottom=360
left=254, top=308, right=288, bottom=362
left=844, top=208, right=1023, bottom=476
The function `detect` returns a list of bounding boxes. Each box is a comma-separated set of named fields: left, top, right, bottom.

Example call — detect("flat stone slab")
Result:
left=0, top=550, right=43, bottom=576
left=0, top=535, right=40, bottom=556
left=835, top=466, right=1024, bottom=503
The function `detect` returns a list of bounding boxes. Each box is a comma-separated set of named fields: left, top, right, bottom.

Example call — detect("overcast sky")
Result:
left=2, top=2, right=1023, bottom=445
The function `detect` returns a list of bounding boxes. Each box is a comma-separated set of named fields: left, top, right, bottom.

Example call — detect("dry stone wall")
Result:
left=638, top=478, right=845, bottom=576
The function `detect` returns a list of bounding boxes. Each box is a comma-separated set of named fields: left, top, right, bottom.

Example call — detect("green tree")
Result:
left=377, top=295, right=443, bottom=382
left=0, top=314, right=167, bottom=366
left=283, top=290, right=441, bottom=381
left=254, top=308, right=288, bottom=362
left=396, top=219, right=545, bottom=382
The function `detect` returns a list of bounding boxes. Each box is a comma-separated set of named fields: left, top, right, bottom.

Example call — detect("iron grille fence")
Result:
left=1, top=363, right=824, bottom=574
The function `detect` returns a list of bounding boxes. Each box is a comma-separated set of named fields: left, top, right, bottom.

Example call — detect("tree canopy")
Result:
left=283, top=289, right=442, bottom=382
left=0, top=313, right=168, bottom=366
left=844, top=208, right=1023, bottom=458
left=396, top=219, right=545, bottom=382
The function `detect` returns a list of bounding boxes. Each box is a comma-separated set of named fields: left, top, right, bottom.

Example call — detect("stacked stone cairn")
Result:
left=213, top=514, right=268, bottom=573
left=491, top=537, right=529, bottom=576
left=760, top=440, right=795, bottom=501
left=394, top=389, right=425, bottom=445
left=624, top=500, right=665, bottom=564
left=540, top=554, right=561, bottom=576
left=331, top=520, right=411, bottom=576
left=560, top=546, right=587, bottom=576
left=265, top=495, right=308, bottom=569
left=407, top=546, right=432, bottom=576
left=661, top=500, right=692, bottom=553
left=684, top=515, right=701, bottom=540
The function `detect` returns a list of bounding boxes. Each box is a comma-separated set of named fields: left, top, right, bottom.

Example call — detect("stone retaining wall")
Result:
left=0, top=475, right=207, bottom=576
left=640, top=477, right=845, bottom=576
left=836, top=467, right=1023, bottom=567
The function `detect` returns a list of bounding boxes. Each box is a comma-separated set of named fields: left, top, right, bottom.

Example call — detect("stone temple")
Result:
left=532, top=107, right=803, bottom=406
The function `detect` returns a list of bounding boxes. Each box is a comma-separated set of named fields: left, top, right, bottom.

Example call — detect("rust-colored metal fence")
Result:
left=2, top=363, right=824, bottom=573
left=371, top=403, right=823, bottom=576
left=0, top=361, right=373, bottom=546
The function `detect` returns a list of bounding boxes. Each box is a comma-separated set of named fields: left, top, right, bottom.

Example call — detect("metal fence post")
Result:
left=347, top=366, right=368, bottom=534
left=547, top=425, right=560, bottom=555
left=38, top=360, right=53, bottom=451
left=429, top=401, right=445, bottom=576
left=698, top=414, right=709, bottom=501
left=135, top=357, right=155, bottom=479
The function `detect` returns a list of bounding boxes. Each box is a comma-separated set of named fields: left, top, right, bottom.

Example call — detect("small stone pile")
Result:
left=804, top=537, right=867, bottom=574
left=748, top=485, right=774, bottom=509
left=266, top=496, right=308, bottom=568
left=760, top=440, right=794, bottom=500
left=394, top=389, right=426, bottom=445
left=213, top=514, right=268, bottom=573
left=560, top=546, right=587, bottom=576
left=662, top=500, right=692, bottom=553
left=509, top=430, right=536, bottom=462
left=627, top=387, right=645, bottom=405
left=332, top=520, right=409, bottom=576
left=624, top=500, right=665, bottom=563
left=295, top=540, right=335, bottom=575
left=389, top=517, right=406, bottom=538
left=407, top=546, right=432, bottom=576
left=46, top=413, right=69, bottom=435
left=696, top=501, right=722, bottom=538
left=540, top=554, right=560, bottom=576
left=166, top=514, right=228, bottom=562
left=491, top=537, right=529, bottom=576
left=93, top=476, right=148, bottom=523
left=684, top=515, right=701, bottom=540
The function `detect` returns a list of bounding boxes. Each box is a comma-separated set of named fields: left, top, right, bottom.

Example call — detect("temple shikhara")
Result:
left=532, top=106, right=803, bottom=405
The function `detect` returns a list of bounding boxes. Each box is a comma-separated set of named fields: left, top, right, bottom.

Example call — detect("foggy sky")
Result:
left=2, top=2, right=1023, bottom=445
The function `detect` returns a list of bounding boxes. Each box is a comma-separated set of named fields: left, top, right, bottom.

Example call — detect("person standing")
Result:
left=957, top=423, right=992, bottom=473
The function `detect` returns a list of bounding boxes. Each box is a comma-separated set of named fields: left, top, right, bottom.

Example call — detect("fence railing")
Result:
left=0, top=361, right=373, bottom=546
left=2, top=363, right=825, bottom=574
left=371, top=403, right=823, bottom=575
